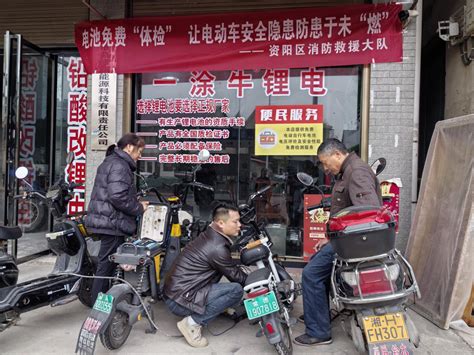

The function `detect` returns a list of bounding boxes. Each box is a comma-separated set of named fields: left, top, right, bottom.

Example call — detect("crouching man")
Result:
left=163, top=204, right=247, bottom=348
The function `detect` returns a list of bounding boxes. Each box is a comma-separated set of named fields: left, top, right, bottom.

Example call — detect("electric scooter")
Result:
left=0, top=154, right=96, bottom=332
left=76, top=150, right=214, bottom=354
left=297, top=158, right=421, bottom=355
left=232, top=185, right=299, bottom=355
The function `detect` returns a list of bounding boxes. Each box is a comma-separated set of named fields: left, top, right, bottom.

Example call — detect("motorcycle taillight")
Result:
left=247, top=287, right=269, bottom=299
left=355, top=268, right=392, bottom=296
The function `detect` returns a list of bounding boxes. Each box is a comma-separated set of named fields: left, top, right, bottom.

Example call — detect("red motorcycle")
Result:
left=297, top=158, right=421, bottom=354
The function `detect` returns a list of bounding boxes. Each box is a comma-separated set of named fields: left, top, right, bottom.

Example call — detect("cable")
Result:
left=60, top=272, right=182, bottom=338
left=205, top=319, right=239, bottom=336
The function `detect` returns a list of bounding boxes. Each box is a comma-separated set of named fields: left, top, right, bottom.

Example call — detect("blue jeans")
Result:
left=302, top=243, right=335, bottom=339
left=165, top=282, right=243, bottom=325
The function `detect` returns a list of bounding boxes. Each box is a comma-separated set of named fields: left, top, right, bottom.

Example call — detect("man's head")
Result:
left=317, top=138, right=349, bottom=176
left=212, top=203, right=241, bottom=238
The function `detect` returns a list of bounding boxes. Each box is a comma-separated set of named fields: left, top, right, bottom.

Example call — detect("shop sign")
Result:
left=18, top=57, right=39, bottom=226
left=255, top=105, right=323, bottom=156
left=303, top=194, right=331, bottom=261
left=136, top=71, right=246, bottom=164
left=380, top=178, right=401, bottom=232
left=91, top=73, right=117, bottom=150
left=75, top=3, right=402, bottom=74
left=66, top=57, right=87, bottom=215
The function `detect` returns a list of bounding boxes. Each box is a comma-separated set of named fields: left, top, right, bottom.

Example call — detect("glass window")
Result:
left=135, top=66, right=361, bottom=257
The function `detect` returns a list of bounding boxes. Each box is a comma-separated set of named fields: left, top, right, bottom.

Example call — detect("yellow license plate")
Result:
left=363, top=313, right=409, bottom=344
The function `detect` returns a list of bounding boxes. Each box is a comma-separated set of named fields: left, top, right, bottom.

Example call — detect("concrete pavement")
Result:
left=0, top=255, right=472, bottom=354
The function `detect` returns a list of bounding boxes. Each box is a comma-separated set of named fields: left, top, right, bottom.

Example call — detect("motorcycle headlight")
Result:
left=120, top=264, right=136, bottom=272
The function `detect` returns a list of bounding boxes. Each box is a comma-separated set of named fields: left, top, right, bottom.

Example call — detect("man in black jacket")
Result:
left=294, top=138, right=382, bottom=347
left=164, top=204, right=247, bottom=348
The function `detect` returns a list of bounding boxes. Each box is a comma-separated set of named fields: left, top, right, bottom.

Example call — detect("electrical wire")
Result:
left=60, top=273, right=182, bottom=338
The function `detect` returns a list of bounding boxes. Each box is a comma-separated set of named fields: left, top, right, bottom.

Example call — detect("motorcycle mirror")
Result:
left=66, top=152, right=75, bottom=165
left=197, top=149, right=210, bottom=162
left=371, top=158, right=387, bottom=176
left=15, top=167, right=29, bottom=180
left=297, top=172, right=314, bottom=186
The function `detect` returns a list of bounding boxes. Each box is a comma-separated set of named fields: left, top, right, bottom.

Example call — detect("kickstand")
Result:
left=145, top=306, right=157, bottom=334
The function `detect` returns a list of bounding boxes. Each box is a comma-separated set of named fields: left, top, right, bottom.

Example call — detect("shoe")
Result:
left=297, top=314, right=305, bottom=323
left=177, top=318, right=209, bottom=348
left=294, top=333, right=333, bottom=346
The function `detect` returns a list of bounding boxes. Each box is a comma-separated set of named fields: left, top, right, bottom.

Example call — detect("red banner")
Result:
left=75, top=4, right=402, bottom=74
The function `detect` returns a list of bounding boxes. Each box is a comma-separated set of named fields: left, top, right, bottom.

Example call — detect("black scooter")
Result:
left=0, top=154, right=96, bottom=332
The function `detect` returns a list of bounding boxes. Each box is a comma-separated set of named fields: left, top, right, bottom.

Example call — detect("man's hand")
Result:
left=315, top=239, right=330, bottom=252
left=140, top=201, right=150, bottom=210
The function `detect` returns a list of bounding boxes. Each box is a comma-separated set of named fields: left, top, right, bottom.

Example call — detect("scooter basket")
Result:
left=327, top=206, right=396, bottom=260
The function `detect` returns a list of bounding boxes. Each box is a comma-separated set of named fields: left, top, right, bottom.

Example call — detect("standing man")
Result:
left=294, top=138, right=383, bottom=346
left=163, top=204, right=247, bottom=348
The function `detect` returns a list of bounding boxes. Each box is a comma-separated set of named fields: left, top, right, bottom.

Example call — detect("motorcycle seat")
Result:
left=0, top=226, right=22, bottom=240
left=245, top=268, right=271, bottom=287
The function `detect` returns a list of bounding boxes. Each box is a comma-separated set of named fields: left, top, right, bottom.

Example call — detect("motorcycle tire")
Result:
left=274, top=318, right=293, bottom=355
left=404, top=312, right=420, bottom=348
left=21, top=199, right=47, bottom=233
left=77, top=277, right=94, bottom=308
left=100, top=293, right=133, bottom=350
left=350, top=317, right=366, bottom=355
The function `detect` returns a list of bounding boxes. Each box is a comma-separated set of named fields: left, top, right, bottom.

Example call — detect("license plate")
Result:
left=363, top=313, right=409, bottom=344
left=93, top=292, right=114, bottom=314
left=244, top=291, right=279, bottom=320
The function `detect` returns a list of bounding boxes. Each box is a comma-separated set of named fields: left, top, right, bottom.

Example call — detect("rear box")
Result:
left=328, top=206, right=396, bottom=260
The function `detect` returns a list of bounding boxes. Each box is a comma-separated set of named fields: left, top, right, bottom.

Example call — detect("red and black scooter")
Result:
left=297, top=158, right=421, bottom=355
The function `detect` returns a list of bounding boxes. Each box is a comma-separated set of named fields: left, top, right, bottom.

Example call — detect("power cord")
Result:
left=60, top=273, right=182, bottom=338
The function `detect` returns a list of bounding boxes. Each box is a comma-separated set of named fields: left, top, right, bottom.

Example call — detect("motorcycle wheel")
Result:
left=350, top=317, right=366, bottom=355
left=77, top=277, right=94, bottom=308
left=100, top=293, right=133, bottom=350
left=274, top=317, right=293, bottom=355
left=21, top=199, right=47, bottom=233
left=404, top=312, right=420, bottom=348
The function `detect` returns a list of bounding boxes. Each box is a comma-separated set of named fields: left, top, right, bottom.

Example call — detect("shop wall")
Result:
left=445, top=45, right=474, bottom=118
left=369, top=19, right=418, bottom=252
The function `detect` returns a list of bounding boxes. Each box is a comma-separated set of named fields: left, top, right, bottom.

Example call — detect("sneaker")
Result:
left=297, top=314, right=305, bottom=323
left=294, top=333, right=332, bottom=346
left=177, top=318, right=209, bottom=348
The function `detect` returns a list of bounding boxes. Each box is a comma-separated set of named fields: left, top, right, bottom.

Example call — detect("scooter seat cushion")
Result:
left=0, top=226, right=22, bottom=240
left=245, top=268, right=271, bottom=287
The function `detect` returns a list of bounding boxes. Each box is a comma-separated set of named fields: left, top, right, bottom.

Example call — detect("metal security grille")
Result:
left=0, top=0, right=89, bottom=47
left=132, top=0, right=366, bottom=17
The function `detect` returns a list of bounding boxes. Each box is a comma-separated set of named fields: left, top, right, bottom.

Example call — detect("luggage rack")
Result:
left=331, top=249, right=421, bottom=307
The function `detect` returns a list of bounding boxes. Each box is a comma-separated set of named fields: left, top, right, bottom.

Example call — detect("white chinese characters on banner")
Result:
left=91, top=74, right=117, bottom=150
left=66, top=58, right=87, bottom=215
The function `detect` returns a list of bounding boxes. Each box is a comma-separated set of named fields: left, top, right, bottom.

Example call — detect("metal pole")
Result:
left=360, top=64, right=371, bottom=162
left=12, top=34, right=23, bottom=258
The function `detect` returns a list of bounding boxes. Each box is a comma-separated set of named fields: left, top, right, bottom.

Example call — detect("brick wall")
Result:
left=369, top=19, right=417, bottom=252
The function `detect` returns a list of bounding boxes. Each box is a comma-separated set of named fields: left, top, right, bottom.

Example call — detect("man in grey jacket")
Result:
left=294, top=138, right=382, bottom=347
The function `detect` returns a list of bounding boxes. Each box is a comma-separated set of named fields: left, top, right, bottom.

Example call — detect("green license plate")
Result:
left=244, top=291, right=280, bottom=320
left=93, top=292, right=114, bottom=314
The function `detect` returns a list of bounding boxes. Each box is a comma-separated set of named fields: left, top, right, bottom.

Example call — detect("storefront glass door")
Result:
left=1, top=32, right=54, bottom=260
